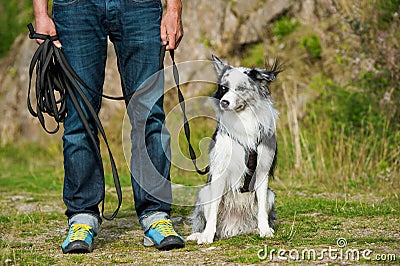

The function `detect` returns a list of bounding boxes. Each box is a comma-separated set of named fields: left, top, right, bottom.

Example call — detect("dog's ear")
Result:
left=212, top=54, right=230, bottom=77
left=248, top=69, right=273, bottom=95
left=248, top=59, right=283, bottom=96
left=248, top=68, right=277, bottom=84
left=248, top=58, right=283, bottom=83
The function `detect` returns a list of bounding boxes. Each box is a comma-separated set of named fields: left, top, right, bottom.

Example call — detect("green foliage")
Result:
left=317, top=80, right=380, bottom=128
left=376, top=0, right=400, bottom=30
left=272, top=16, right=300, bottom=40
left=292, top=71, right=400, bottom=189
left=308, top=71, right=398, bottom=133
left=301, top=34, right=322, bottom=59
left=357, top=70, right=396, bottom=100
left=198, top=30, right=214, bottom=49
left=240, top=43, right=265, bottom=67
left=346, top=16, right=370, bottom=39
left=0, top=0, right=33, bottom=58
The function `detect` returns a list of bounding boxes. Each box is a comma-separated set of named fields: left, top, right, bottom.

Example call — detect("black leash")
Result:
left=169, top=50, right=209, bottom=175
left=27, top=23, right=122, bottom=220
left=27, top=23, right=209, bottom=221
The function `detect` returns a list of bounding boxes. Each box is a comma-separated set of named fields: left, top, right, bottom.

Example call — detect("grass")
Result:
left=0, top=142, right=399, bottom=265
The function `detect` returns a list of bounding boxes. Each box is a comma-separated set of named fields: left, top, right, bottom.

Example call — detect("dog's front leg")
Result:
left=197, top=180, right=225, bottom=244
left=255, top=174, right=274, bottom=237
left=255, top=141, right=276, bottom=237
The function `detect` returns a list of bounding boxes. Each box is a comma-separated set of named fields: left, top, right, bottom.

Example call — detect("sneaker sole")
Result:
left=144, top=235, right=185, bottom=251
left=62, top=240, right=93, bottom=254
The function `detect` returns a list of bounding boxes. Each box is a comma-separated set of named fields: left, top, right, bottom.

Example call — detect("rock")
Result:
left=0, top=34, right=41, bottom=145
left=237, top=0, right=294, bottom=45
left=0, top=0, right=320, bottom=145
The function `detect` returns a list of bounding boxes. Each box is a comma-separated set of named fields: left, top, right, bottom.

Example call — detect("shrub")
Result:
left=0, top=0, right=33, bottom=58
left=301, top=34, right=322, bottom=59
left=272, top=16, right=300, bottom=40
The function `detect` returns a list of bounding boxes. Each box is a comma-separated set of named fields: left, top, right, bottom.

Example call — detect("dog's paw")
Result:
left=258, top=226, right=274, bottom=238
left=197, top=232, right=215, bottom=244
left=187, top=232, right=215, bottom=244
left=186, top=232, right=201, bottom=241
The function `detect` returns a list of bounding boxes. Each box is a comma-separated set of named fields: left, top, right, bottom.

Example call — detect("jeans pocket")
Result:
left=53, top=0, right=79, bottom=6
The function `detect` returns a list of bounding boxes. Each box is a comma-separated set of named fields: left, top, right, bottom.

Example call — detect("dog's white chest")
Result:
left=219, top=110, right=260, bottom=148
left=209, top=133, right=249, bottom=191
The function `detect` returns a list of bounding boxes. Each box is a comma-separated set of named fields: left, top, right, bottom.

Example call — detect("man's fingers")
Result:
left=166, top=35, right=176, bottom=50
left=175, top=31, right=183, bottom=48
left=161, top=34, right=168, bottom=46
left=33, top=15, right=62, bottom=48
left=160, top=9, right=183, bottom=50
left=53, top=40, right=62, bottom=48
left=34, top=37, right=62, bottom=48
left=160, top=24, right=168, bottom=45
left=36, top=39, right=44, bottom=45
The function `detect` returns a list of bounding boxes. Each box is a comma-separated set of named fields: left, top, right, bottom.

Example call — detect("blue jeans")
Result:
left=52, top=0, right=172, bottom=232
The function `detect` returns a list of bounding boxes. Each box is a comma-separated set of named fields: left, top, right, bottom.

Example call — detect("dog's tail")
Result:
left=267, top=189, right=278, bottom=229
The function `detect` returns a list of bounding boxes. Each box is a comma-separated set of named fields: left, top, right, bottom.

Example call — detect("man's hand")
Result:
left=33, top=0, right=62, bottom=48
left=161, top=0, right=183, bottom=50
left=34, top=15, right=62, bottom=48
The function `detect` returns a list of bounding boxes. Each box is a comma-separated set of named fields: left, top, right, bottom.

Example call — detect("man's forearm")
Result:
left=161, top=0, right=183, bottom=49
left=166, top=0, right=182, bottom=13
left=32, top=0, right=61, bottom=47
left=33, top=0, right=49, bottom=18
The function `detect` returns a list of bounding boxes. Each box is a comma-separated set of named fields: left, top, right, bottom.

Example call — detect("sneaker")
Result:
left=61, top=224, right=94, bottom=254
left=144, top=219, right=185, bottom=250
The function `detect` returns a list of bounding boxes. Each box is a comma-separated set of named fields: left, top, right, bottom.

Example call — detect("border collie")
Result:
left=187, top=55, right=282, bottom=244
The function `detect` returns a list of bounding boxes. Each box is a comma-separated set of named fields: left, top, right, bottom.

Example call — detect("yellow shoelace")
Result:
left=150, top=220, right=178, bottom=237
left=68, top=224, right=92, bottom=242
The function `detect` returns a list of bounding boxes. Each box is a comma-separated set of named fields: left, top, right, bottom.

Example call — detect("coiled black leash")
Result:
left=27, top=23, right=122, bottom=220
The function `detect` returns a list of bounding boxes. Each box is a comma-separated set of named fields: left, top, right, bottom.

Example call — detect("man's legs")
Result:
left=53, top=0, right=183, bottom=252
left=110, top=0, right=183, bottom=249
left=53, top=0, right=108, bottom=252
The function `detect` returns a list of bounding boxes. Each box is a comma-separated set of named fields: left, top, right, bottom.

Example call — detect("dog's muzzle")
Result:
left=220, top=99, right=245, bottom=112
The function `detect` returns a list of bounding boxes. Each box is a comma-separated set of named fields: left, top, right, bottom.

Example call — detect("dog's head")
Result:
left=211, top=55, right=282, bottom=112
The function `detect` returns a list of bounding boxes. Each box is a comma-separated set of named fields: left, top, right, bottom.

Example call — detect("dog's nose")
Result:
left=220, top=100, right=230, bottom=109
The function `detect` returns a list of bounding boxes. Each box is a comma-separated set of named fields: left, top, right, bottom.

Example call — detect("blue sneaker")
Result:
left=144, top=219, right=185, bottom=250
left=61, top=224, right=94, bottom=254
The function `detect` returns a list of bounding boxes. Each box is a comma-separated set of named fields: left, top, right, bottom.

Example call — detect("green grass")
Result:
left=0, top=143, right=64, bottom=194
left=0, top=143, right=399, bottom=265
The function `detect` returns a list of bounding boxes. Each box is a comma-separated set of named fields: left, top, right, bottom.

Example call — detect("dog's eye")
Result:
left=219, top=84, right=229, bottom=94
